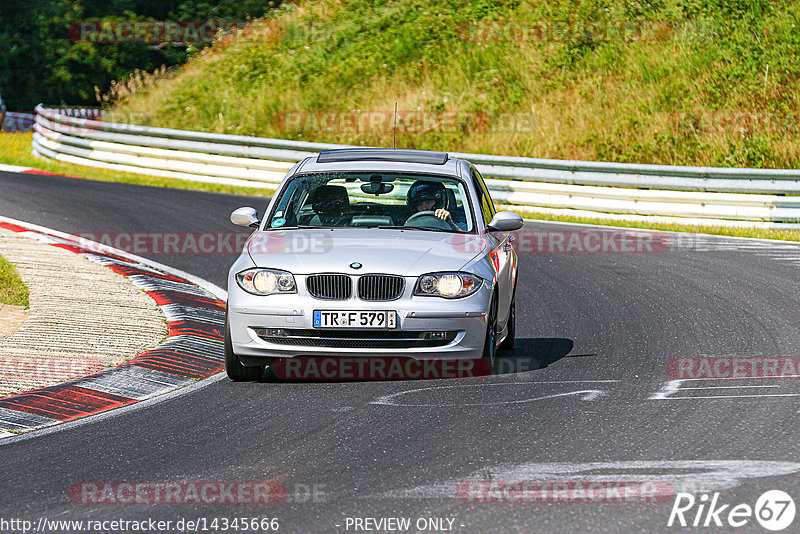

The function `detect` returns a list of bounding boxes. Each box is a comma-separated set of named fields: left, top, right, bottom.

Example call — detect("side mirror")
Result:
left=487, top=211, right=523, bottom=232
left=230, top=207, right=260, bottom=228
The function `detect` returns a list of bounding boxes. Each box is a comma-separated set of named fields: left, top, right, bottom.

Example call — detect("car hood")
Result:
left=246, top=228, right=487, bottom=276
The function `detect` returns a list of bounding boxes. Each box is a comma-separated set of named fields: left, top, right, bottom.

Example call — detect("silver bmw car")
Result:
left=225, top=148, right=523, bottom=381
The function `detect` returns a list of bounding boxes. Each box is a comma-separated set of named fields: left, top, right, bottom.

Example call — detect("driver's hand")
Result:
left=434, top=209, right=451, bottom=220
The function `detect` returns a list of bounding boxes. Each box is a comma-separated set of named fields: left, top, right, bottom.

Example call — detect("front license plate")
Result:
left=313, top=310, right=397, bottom=329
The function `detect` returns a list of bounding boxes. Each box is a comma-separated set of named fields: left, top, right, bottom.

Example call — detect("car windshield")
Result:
left=266, top=172, right=475, bottom=233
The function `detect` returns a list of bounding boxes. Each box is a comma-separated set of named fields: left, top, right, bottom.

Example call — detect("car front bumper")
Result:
left=227, top=276, right=491, bottom=362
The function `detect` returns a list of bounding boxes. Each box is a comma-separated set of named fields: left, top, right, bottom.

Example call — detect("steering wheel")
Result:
left=405, top=210, right=460, bottom=231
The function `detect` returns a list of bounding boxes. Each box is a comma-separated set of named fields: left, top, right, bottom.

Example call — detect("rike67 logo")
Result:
left=668, top=490, right=795, bottom=531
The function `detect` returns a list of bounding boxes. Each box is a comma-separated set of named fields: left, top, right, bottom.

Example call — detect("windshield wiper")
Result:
left=376, top=225, right=453, bottom=233
left=266, top=225, right=337, bottom=230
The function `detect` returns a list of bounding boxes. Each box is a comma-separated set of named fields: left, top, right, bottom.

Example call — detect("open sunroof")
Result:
left=316, top=148, right=448, bottom=165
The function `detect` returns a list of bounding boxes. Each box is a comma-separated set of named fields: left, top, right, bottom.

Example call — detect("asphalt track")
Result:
left=2, top=169, right=800, bottom=533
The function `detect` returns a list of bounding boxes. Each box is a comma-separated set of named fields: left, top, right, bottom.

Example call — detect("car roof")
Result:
left=296, top=148, right=465, bottom=176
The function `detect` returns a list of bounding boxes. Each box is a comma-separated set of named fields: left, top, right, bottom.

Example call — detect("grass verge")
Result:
left=0, top=254, right=30, bottom=309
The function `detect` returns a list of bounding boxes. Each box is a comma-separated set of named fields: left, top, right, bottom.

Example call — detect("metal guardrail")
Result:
left=31, top=105, right=800, bottom=226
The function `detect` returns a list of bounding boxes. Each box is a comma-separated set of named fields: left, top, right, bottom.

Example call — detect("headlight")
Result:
left=413, top=272, right=482, bottom=298
left=236, top=268, right=296, bottom=295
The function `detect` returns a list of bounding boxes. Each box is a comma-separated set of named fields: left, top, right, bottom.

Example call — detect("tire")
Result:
left=500, top=293, right=515, bottom=351
left=225, top=314, right=264, bottom=382
left=482, top=295, right=498, bottom=369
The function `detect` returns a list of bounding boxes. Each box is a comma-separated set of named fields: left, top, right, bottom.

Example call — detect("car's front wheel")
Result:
left=482, top=295, right=498, bottom=369
left=225, top=314, right=264, bottom=381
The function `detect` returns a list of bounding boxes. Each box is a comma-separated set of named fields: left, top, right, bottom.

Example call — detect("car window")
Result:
left=472, top=168, right=496, bottom=226
left=267, top=172, right=476, bottom=233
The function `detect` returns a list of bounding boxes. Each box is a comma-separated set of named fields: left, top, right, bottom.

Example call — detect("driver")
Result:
left=406, top=181, right=452, bottom=222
